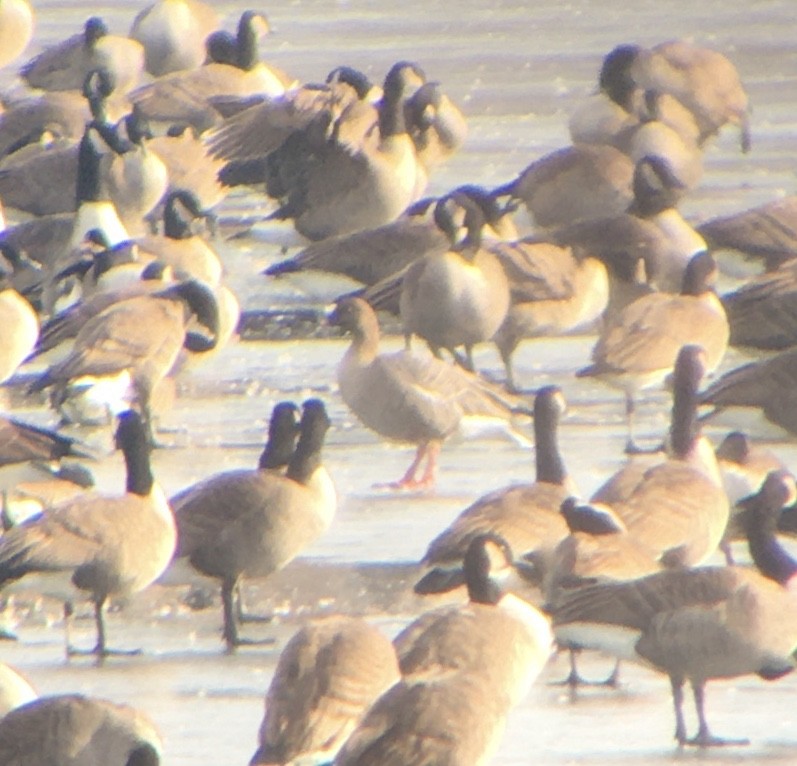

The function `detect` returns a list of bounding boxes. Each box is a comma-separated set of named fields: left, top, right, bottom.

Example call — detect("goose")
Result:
left=28, top=279, right=219, bottom=437
left=578, top=345, right=730, bottom=569
left=569, top=44, right=702, bottom=151
left=29, top=261, right=175, bottom=359
left=495, top=142, right=635, bottom=229
left=20, top=16, right=145, bottom=96
left=99, top=108, right=170, bottom=237
left=336, top=534, right=552, bottom=766
left=577, top=251, right=728, bottom=451
left=208, top=65, right=380, bottom=188
left=399, top=189, right=511, bottom=370
left=263, top=61, right=427, bottom=241
left=171, top=399, right=336, bottom=651
left=0, top=693, right=162, bottom=764
left=549, top=154, right=706, bottom=302
left=0, top=0, right=33, bottom=70
left=629, top=39, right=751, bottom=152
left=129, top=11, right=294, bottom=134
left=416, top=385, right=571, bottom=593
left=329, top=297, right=523, bottom=490
left=0, top=664, right=36, bottom=718
left=0, top=410, right=175, bottom=658
left=0, top=65, right=120, bottom=163
left=403, top=80, right=468, bottom=173
left=135, top=190, right=221, bottom=286
left=0, top=250, right=38, bottom=383
left=269, top=184, right=516, bottom=297
left=716, top=431, right=792, bottom=563
left=699, top=347, right=797, bottom=436
left=130, top=0, right=221, bottom=77
left=249, top=615, right=400, bottom=766
left=721, top=256, right=797, bottom=349
left=490, top=240, right=609, bottom=392
left=697, top=196, right=797, bottom=272
left=551, top=470, right=797, bottom=747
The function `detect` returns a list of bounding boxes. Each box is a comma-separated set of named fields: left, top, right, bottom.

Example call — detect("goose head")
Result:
left=156, top=279, right=220, bottom=353
left=83, top=17, right=109, bottom=50
left=560, top=497, right=626, bottom=535
left=463, top=533, right=514, bottom=605
left=329, top=297, right=381, bottom=352
left=680, top=250, right=718, bottom=296
left=259, top=401, right=301, bottom=470
left=628, top=154, right=686, bottom=217
left=286, top=399, right=332, bottom=484
left=163, top=190, right=208, bottom=241
left=598, top=44, right=642, bottom=110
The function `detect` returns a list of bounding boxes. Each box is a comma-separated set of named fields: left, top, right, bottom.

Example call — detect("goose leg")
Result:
left=234, top=579, right=272, bottom=624
left=496, top=336, right=521, bottom=394
left=65, top=597, right=141, bottom=661
left=222, top=576, right=275, bottom=652
left=623, top=392, right=640, bottom=454
left=375, top=444, right=427, bottom=490
left=671, top=675, right=688, bottom=746
left=686, top=681, right=749, bottom=747
left=550, top=650, right=621, bottom=691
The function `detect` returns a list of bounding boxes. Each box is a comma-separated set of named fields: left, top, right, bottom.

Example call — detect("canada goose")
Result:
left=269, top=184, right=517, bottom=296
left=129, top=11, right=294, bottom=134
left=551, top=470, right=797, bottom=747
left=577, top=251, right=728, bottom=450
left=30, top=260, right=174, bottom=358
left=550, top=154, right=706, bottom=301
left=699, top=347, right=797, bottom=436
left=172, top=399, right=335, bottom=650
left=20, top=16, right=145, bottom=96
left=569, top=44, right=702, bottom=150
left=329, top=297, right=522, bottom=490
left=491, top=240, right=609, bottom=392
left=697, top=196, right=797, bottom=272
left=249, top=615, right=400, bottom=766
left=0, top=250, right=38, bottom=383
left=136, top=190, right=221, bottom=286
left=629, top=39, right=751, bottom=152
left=721, top=257, right=797, bottom=349
left=336, top=534, right=552, bottom=766
left=581, top=346, right=730, bottom=570
left=130, top=0, right=221, bottom=77
left=0, top=693, right=162, bottom=764
left=0, top=410, right=175, bottom=658
left=404, top=80, right=468, bottom=172
left=263, top=61, right=427, bottom=241
left=0, top=0, right=33, bottom=70
left=0, top=664, right=36, bottom=718
left=28, top=279, right=219, bottom=437
left=99, top=108, right=170, bottom=237
left=494, top=143, right=635, bottom=229
left=399, top=190, right=511, bottom=370
left=716, top=431, right=792, bottom=563
left=208, top=65, right=379, bottom=188
left=0, top=66, right=120, bottom=162
left=416, top=385, right=571, bottom=593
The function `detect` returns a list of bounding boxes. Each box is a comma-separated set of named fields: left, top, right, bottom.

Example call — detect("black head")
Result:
left=464, top=533, right=513, bottom=605
left=206, top=31, right=237, bottom=65
left=629, top=155, right=686, bottom=217
left=383, top=61, right=426, bottom=100
left=406, top=82, right=443, bottom=129
left=260, top=401, right=301, bottom=470
left=83, top=68, right=115, bottom=101
left=157, top=280, right=220, bottom=353
left=84, top=17, right=109, bottom=48
left=599, top=44, right=642, bottom=108
left=715, top=431, right=751, bottom=465
left=680, top=251, right=717, bottom=296
left=561, top=498, right=625, bottom=536
left=326, top=66, right=374, bottom=100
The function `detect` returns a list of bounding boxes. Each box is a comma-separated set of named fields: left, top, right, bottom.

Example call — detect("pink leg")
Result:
left=374, top=444, right=427, bottom=490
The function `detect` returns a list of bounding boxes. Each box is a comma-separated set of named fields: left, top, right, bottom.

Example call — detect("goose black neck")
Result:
left=259, top=404, right=299, bottom=470
left=235, top=13, right=260, bottom=71
left=742, top=507, right=797, bottom=585
left=164, top=200, right=192, bottom=240
left=535, top=400, right=566, bottom=485
left=75, top=130, right=104, bottom=205
left=120, top=424, right=154, bottom=496
left=669, top=348, right=703, bottom=459
left=467, top=577, right=503, bottom=605
left=286, top=404, right=330, bottom=484
left=379, top=86, right=408, bottom=139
